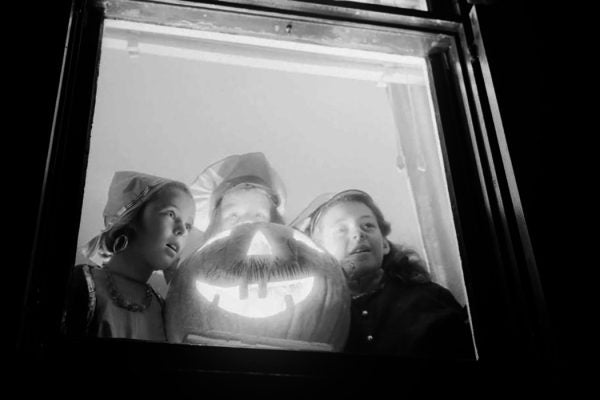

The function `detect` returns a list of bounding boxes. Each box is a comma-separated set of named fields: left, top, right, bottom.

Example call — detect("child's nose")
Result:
left=350, top=226, right=366, bottom=240
left=174, top=219, right=187, bottom=236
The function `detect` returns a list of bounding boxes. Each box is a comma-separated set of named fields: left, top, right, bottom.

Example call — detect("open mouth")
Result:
left=166, top=243, right=179, bottom=253
left=350, top=245, right=370, bottom=255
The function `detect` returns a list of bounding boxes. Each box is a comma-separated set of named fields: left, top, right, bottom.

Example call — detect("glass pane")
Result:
left=66, top=7, right=475, bottom=360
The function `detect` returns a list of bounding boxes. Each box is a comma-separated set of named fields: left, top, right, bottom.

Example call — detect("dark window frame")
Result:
left=17, top=0, right=551, bottom=390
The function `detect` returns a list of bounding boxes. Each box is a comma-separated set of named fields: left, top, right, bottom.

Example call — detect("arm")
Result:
left=61, top=265, right=96, bottom=337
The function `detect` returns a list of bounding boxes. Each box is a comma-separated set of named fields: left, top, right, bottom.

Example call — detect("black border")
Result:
left=13, top=0, right=561, bottom=395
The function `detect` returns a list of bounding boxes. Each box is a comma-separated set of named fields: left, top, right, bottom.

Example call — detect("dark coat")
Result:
left=344, top=244, right=475, bottom=359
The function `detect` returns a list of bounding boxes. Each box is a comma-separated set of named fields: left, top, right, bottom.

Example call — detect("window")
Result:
left=22, top=0, right=548, bottom=385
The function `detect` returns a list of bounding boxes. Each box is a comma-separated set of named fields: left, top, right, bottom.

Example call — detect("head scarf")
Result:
left=82, top=171, right=180, bottom=260
left=289, top=189, right=391, bottom=237
left=190, top=152, right=286, bottom=231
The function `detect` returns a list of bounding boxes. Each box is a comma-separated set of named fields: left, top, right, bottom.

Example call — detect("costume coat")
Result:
left=344, top=245, right=474, bottom=359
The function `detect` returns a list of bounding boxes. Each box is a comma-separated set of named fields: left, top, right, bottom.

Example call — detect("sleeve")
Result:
left=61, top=265, right=96, bottom=337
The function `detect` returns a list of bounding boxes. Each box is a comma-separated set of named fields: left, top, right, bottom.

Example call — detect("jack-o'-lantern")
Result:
left=165, top=222, right=350, bottom=351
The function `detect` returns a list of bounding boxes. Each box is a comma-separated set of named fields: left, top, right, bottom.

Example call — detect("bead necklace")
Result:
left=104, top=267, right=153, bottom=312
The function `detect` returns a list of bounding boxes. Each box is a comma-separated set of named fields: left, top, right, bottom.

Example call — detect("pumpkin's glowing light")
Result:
left=196, top=229, right=232, bottom=253
left=195, top=277, right=314, bottom=318
left=293, top=230, right=325, bottom=253
left=246, top=230, right=273, bottom=256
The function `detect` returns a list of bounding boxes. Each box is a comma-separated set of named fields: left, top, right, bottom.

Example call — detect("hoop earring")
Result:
left=112, top=234, right=129, bottom=254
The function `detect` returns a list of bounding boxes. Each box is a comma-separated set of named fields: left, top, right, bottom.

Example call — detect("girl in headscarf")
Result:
left=61, top=171, right=196, bottom=341
left=174, top=152, right=286, bottom=262
left=190, top=152, right=286, bottom=238
left=291, top=189, right=474, bottom=359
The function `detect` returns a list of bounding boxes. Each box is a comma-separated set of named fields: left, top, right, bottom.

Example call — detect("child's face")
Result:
left=132, top=187, right=196, bottom=270
left=312, top=201, right=390, bottom=279
left=216, top=188, right=272, bottom=232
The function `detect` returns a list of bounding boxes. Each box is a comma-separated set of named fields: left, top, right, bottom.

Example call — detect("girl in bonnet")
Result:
left=62, top=171, right=195, bottom=341
left=177, top=151, right=286, bottom=261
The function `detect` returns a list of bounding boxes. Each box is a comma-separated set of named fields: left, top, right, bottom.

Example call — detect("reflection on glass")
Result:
left=345, top=0, right=427, bottom=11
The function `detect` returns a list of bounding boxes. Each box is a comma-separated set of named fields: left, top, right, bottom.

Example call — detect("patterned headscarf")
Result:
left=82, top=171, right=179, bottom=259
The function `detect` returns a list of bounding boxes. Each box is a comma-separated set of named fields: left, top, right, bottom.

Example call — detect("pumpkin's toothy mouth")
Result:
left=195, top=277, right=314, bottom=318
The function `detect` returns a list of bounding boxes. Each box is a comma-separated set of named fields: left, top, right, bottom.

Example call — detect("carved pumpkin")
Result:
left=165, top=222, right=350, bottom=351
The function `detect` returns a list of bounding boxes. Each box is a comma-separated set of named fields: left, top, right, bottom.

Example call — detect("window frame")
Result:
left=18, top=0, right=550, bottom=385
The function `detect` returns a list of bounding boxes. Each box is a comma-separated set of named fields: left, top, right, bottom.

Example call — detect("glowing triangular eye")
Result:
left=246, top=231, right=273, bottom=256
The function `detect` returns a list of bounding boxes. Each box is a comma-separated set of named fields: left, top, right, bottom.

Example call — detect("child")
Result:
left=291, top=189, right=474, bottom=359
left=159, top=152, right=286, bottom=290
left=62, top=171, right=196, bottom=341
left=188, top=151, right=286, bottom=243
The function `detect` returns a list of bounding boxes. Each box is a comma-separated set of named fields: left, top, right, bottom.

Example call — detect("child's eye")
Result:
left=334, top=226, right=347, bottom=234
left=167, top=210, right=176, bottom=219
left=185, top=223, right=193, bottom=232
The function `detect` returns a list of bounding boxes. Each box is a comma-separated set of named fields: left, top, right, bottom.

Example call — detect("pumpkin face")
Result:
left=165, top=222, right=350, bottom=351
